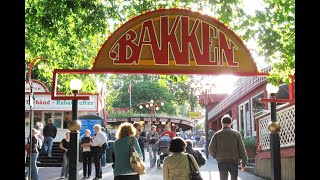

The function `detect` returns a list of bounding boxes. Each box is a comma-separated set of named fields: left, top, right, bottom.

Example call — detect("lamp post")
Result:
left=68, top=78, right=83, bottom=180
left=190, top=79, right=216, bottom=159
left=26, top=57, right=43, bottom=180
left=137, top=99, right=165, bottom=125
left=266, top=83, right=281, bottom=180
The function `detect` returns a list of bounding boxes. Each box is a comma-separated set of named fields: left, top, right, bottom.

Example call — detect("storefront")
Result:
left=25, top=80, right=104, bottom=142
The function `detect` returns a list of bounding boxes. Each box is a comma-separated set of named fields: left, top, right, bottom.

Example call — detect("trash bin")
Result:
left=106, top=140, right=115, bottom=163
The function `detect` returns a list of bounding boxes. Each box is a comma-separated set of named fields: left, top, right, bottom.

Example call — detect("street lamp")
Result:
left=68, top=78, right=83, bottom=180
left=26, top=57, right=43, bottom=180
left=259, top=80, right=294, bottom=180
left=190, top=79, right=216, bottom=159
left=266, top=83, right=281, bottom=180
left=137, top=99, right=165, bottom=125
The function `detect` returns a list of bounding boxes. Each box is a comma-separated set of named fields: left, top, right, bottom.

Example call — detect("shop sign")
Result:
left=131, top=118, right=141, bottom=121
left=93, top=8, right=258, bottom=74
left=25, top=94, right=97, bottom=111
left=189, top=112, right=201, bottom=119
left=25, top=81, right=48, bottom=92
left=144, top=118, right=152, bottom=121
left=159, top=118, right=168, bottom=122
left=107, top=118, right=117, bottom=122
left=170, top=119, right=180, bottom=123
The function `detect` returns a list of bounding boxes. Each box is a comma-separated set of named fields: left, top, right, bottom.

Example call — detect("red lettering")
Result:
left=138, top=20, right=161, bottom=64
left=160, top=16, right=187, bottom=65
left=219, top=32, right=239, bottom=67
left=112, top=30, right=139, bottom=64
left=110, top=15, right=239, bottom=67
left=181, top=17, right=211, bottom=65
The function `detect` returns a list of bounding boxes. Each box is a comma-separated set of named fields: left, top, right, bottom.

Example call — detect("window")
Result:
left=251, top=92, right=265, bottom=116
left=251, top=92, right=266, bottom=135
left=44, top=112, right=52, bottom=125
left=275, top=84, right=289, bottom=106
left=34, top=111, right=42, bottom=128
left=54, top=112, right=62, bottom=128
left=25, top=112, right=30, bottom=127
left=63, top=112, right=72, bottom=129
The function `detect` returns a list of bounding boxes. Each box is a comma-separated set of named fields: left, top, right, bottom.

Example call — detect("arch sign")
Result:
left=52, top=8, right=273, bottom=100
left=93, top=8, right=257, bottom=74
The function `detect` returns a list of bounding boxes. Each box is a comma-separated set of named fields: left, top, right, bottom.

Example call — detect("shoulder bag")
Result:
left=187, top=154, right=203, bottom=180
left=130, top=137, right=146, bottom=175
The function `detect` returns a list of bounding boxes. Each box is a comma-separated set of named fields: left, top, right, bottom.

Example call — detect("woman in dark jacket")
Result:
left=59, top=131, right=70, bottom=179
left=30, top=128, right=40, bottom=180
left=80, top=129, right=93, bottom=179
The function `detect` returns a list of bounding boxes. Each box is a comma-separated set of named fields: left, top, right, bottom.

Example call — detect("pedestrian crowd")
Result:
left=25, top=114, right=248, bottom=180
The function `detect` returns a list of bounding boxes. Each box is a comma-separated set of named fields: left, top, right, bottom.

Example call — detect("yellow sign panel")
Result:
left=93, top=8, right=258, bottom=74
left=189, top=112, right=201, bottom=119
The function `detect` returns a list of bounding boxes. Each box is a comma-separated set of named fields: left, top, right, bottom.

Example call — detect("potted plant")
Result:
left=243, top=137, right=257, bottom=158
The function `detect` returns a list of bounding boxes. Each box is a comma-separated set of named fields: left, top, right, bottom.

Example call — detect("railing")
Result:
left=208, top=66, right=271, bottom=119
left=258, top=104, right=295, bottom=150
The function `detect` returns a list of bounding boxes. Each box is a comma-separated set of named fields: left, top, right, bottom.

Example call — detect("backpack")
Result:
left=196, top=150, right=206, bottom=166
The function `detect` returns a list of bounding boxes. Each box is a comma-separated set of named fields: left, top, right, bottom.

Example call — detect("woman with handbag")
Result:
left=163, top=137, right=202, bottom=180
left=113, top=122, right=143, bottom=180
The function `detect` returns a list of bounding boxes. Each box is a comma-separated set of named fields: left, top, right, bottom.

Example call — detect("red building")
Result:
left=204, top=66, right=295, bottom=180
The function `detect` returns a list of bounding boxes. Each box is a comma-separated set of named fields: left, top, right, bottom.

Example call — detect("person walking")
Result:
left=161, top=125, right=175, bottom=139
left=80, top=129, right=93, bottom=179
left=59, top=131, right=70, bottom=179
left=208, top=114, right=248, bottom=180
left=113, top=122, right=143, bottom=180
left=146, top=125, right=159, bottom=168
left=43, top=118, right=57, bottom=157
left=30, top=128, right=40, bottom=180
left=92, top=124, right=107, bottom=180
left=185, top=140, right=206, bottom=167
left=133, top=122, right=146, bottom=162
left=162, top=137, right=201, bottom=180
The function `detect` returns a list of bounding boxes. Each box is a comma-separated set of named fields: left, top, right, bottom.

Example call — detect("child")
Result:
left=80, top=129, right=93, bottom=179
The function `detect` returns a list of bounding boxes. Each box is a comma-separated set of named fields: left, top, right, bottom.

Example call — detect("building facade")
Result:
left=25, top=80, right=106, bottom=142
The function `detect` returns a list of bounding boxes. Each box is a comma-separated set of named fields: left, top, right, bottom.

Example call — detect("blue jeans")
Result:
left=218, top=162, right=239, bottom=180
left=101, top=151, right=106, bottom=166
left=44, top=136, right=54, bottom=156
left=148, top=145, right=157, bottom=167
left=61, top=153, right=69, bottom=177
left=31, top=152, right=39, bottom=180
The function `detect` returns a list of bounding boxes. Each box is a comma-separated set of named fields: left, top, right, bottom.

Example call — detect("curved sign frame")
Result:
left=50, top=8, right=287, bottom=100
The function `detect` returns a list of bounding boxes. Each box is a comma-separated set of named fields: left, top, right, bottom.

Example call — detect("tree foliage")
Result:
left=236, top=0, right=295, bottom=85
left=26, top=0, right=294, bottom=93
left=106, top=74, right=198, bottom=117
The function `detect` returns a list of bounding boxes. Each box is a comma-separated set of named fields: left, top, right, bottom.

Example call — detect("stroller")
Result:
left=156, top=135, right=171, bottom=169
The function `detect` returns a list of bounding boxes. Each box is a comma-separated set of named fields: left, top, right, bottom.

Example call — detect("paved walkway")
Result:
left=29, top=149, right=268, bottom=180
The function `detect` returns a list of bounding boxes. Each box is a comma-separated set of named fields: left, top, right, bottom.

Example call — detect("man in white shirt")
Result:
left=92, top=124, right=107, bottom=180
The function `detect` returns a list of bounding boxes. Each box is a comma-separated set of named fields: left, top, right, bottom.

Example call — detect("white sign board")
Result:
left=25, top=81, right=47, bottom=92
left=25, top=94, right=98, bottom=111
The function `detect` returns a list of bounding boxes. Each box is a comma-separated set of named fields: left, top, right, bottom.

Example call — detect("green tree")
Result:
left=26, top=0, right=294, bottom=93
left=236, top=0, right=295, bottom=85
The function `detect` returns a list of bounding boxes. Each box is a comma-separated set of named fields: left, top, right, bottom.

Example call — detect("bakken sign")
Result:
left=93, top=8, right=258, bottom=74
